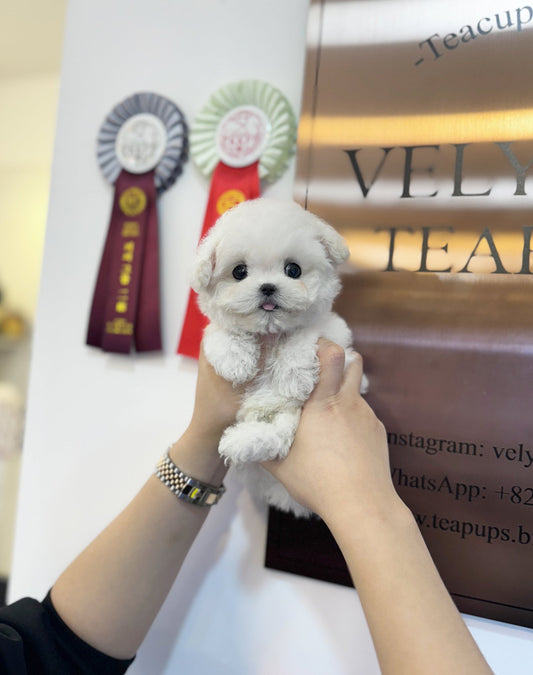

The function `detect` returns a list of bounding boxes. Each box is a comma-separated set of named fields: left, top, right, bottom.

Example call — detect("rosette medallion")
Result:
left=87, top=92, right=187, bottom=353
left=177, top=80, right=297, bottom=358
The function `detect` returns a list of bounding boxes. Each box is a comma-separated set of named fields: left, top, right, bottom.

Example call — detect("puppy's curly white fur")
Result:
left=192, top=198, right=357, bottom=517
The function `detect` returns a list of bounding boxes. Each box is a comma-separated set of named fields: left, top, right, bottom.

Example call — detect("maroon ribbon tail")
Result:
left=86, top=170, right=162, bottom=353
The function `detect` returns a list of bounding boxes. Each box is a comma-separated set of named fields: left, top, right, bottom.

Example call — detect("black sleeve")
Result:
left=0, top=591, right=135, bottom=674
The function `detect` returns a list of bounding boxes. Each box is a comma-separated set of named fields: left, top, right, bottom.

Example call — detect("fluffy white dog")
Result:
left=192, top=198, right=356, bottom=517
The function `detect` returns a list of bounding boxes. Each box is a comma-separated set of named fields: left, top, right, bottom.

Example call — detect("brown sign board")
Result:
left=266, top=0, right=533, bottom=628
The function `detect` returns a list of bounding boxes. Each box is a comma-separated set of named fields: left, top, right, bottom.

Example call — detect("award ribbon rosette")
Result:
left=177, top=79, right=297, bottom=358
left=87, top=92, right=188, bottom=353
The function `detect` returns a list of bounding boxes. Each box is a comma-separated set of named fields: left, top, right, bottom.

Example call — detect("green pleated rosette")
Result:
left=190, top=80, right=297, bottom=182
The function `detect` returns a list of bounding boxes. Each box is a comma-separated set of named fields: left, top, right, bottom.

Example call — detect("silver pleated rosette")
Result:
left=97, top=92, right=188, bottom=192
left=189, top=80, right=297, bottom=181
left=87, top=93, right=187, bottom=354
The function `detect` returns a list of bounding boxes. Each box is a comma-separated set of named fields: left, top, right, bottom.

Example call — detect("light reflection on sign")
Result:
left=267, top=0, right=533, bottom=629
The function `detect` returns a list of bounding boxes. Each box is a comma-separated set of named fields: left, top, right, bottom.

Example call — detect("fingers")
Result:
left=310, top=339, right=346, bottom=402
left=310, top=340, right=365, bottom=405
left=342, top=351, right=364, bottom=398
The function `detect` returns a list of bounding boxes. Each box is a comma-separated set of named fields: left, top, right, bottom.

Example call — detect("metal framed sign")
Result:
left=266, top=0, right=533, bottom=628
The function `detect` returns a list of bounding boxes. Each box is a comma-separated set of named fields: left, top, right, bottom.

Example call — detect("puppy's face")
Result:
left=192, top=199, right=349, bottom=335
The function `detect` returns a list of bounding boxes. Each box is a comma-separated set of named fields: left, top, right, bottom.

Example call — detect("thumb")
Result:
left=341, top=351, right=364, bottom=398
left=309, top=340, right=346, bottom=403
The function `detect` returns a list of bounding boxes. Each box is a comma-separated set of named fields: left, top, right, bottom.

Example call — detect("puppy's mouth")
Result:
left=260, top=301, right=278, bottom=312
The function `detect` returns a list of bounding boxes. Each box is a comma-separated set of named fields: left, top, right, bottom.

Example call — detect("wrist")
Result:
left=184, top=417, right=228, bottom=452
left=322, top=493, right=414, bottom=546
left=168, top=429, right=227, bottom=488
left=155, top=449, right=226, bottom=507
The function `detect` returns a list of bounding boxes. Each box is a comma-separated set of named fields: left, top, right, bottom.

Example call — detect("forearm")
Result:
left=51, top=430, right=227, bottom=660
left=326, top=501, right=492, bottom=675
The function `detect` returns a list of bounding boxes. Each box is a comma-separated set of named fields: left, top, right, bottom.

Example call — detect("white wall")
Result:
left=8, top=1, right=532, bottom=673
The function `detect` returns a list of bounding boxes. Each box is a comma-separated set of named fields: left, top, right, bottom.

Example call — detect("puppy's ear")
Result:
left=314, top=219, right=350, bottom=266
left=191, top=230, right=217, bottom=291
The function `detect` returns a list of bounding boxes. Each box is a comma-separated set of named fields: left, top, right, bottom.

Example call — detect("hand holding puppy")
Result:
left=191, top=198, right=357, bottom=516
left=263, top=340, right=492, bottom=675
left=262, top=340, right=397, bottom=524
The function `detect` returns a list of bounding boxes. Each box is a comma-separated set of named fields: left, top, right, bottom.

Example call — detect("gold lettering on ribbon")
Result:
left=106, top=240, right=138, bottom=320
left=105, top=318, right=134, bottom=335
left=104, top=195, right=145, bottom=335
left=121, top=221, right=141, bottom=237
left=216, top=189, right=246, bottom=215
left=122, top=241, right=135, bottom=262
left=119, top=263, right=132, bottom=286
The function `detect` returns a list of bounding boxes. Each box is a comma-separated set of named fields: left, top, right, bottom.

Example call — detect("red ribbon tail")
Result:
left=177, top=161, right=261, bottom=359
left=177, top=292, right=208, bottom=359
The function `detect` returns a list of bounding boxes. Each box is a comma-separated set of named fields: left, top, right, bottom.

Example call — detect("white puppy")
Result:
left=192, top=198, right=356, bottom=517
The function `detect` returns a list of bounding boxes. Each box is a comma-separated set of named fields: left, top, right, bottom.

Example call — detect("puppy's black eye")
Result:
left=284, top=262, right=301, bottom=279
left=232, top=264, right=248, bottom=281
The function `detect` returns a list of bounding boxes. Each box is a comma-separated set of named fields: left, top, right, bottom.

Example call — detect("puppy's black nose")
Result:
left=260, top=283, right=277, bottom=296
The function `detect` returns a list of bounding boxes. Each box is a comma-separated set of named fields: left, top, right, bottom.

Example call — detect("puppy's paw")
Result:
left=273, top=346, right=320, bottom=401
left=203, top=328, right=259, bottom=384
left=214, top=352, right=258, bottom=385
left=219, top=423, right=288, bottom=464
left=276, top=363, right=319, bottom=401
left=219, top=412, right=299, bottom=464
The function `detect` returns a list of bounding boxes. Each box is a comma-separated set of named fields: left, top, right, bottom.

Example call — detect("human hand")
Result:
left=170, top=345, right=246, bottom=484
left=262, top=340, right=403, bottom=526
left=261, top=346, right=493, bottom=675
left=185, top=344, right=246, bottom=447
